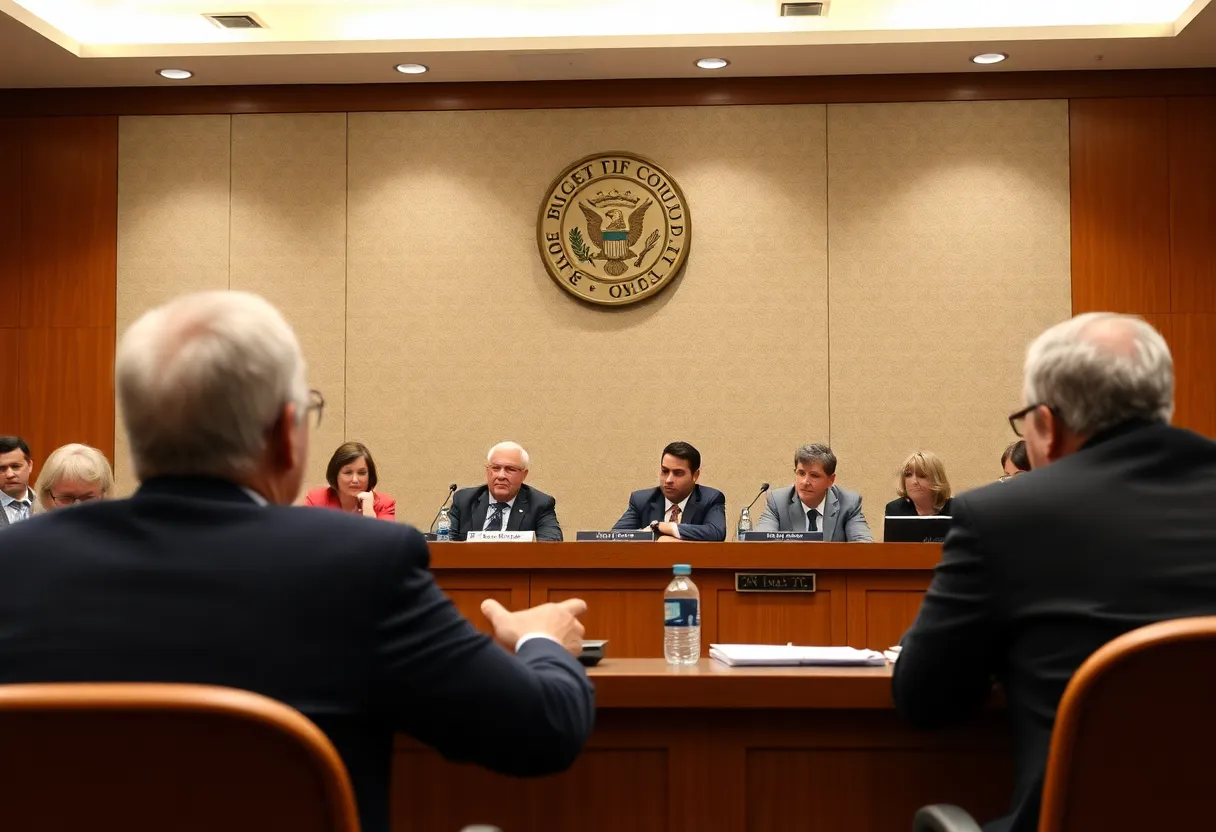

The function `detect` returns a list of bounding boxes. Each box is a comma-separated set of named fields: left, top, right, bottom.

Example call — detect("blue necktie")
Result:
left=485, top=502, right=508, bottom=531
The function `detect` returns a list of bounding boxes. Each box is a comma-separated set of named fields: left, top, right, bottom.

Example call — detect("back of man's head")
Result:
left=117, top=291, right=308, bottom=483
left=1024, top=312, right=1173, bottom=440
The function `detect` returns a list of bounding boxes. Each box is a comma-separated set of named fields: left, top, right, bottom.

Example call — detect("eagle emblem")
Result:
left=576, top=193, right=658, bottom=277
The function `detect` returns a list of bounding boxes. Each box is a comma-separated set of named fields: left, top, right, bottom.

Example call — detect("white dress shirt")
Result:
left=484, top=494, right=517, bottom=531
left=1, top=488, right=35, bottom=525
left=800, top=495, right=827, bottom=532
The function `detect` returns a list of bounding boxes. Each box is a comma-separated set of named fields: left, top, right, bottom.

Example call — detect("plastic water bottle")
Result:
left=664, top=564, right=700, bottom=665
left=737, top=507, right=752, bottom=540
left=436, top=507, right=451, bottom=542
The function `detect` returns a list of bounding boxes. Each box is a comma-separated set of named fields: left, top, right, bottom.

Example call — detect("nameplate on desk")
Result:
left=740, top=531, right=824, bottom=542
left=466, top=530, right=536, bottom=542
left=735, top=572, right=817, bottom=593
left=575, top=530, right=656, bottom=542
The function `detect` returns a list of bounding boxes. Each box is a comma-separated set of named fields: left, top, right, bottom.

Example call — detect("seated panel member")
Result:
left=755, top=443, right=873, bottom=541
left=612, top=442, right=726, bottom=541
left=304, top=441, right=396, bottom=521
left=33, top=443, right=114, bottom=513
left=449, top=442, right=562, bottom=541
left=1000, top=439, right=1031, bottom=481
left=0, top=436, right=36, bottom=527
left=885, top=450, right=954, bottom=517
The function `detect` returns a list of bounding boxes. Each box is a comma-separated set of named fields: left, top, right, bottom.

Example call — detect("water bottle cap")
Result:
left=672, top=564, right=692, bottom=575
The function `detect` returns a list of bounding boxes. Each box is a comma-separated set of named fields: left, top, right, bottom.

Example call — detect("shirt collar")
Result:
left=664, top=494, right=691, bottom=515
left=239, top=486, right=269, bottom=507
left=800, top=494, right=826, bottom=513
left=490, top=494, right=517, bottom=510
left=0, top=488, right=34, bottom=507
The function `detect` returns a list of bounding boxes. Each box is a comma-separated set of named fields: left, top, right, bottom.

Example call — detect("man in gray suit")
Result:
left=755, top=443, right=873, bottom=541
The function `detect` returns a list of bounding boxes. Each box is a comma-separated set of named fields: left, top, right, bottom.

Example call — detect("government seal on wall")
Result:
left=537, top=152, right=691, bottom=306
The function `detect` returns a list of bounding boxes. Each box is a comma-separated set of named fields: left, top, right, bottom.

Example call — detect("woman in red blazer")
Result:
left=304, top=441, right=396, bottom=521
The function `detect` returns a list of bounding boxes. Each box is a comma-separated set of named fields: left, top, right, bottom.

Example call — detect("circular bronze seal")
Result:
left=537, top=152, right=692, bottom=306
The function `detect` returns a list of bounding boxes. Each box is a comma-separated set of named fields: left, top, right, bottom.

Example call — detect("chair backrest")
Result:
left=1039, top=616, right=1216, bottom=832
left=0, top=683, right=360, bottom=832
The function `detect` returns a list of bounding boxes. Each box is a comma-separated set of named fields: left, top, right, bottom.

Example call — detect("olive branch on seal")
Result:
left=569, top=227, right=596, bottom=264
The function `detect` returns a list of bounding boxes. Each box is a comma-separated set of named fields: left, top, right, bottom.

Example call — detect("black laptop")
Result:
left=883, top=515, right=952, bottom=543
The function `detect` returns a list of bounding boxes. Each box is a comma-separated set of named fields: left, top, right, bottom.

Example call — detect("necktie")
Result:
left=807, top=508, right=819, bottom=532
left=668, top=504, right=681, bottom=524
left=485, top=502, right=509, bottom=531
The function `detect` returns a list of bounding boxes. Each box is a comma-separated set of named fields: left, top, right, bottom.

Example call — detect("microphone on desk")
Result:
left=738, top=483, right=770, bottom=536
left=745, top=483, right=770, bottom=514
left=428, top=484, right=458, bottom=531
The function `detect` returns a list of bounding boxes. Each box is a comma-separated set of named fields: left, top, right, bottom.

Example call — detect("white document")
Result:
left=465, top=530, right=537, bottom=542
left=708, top=643, right=886, bottom=667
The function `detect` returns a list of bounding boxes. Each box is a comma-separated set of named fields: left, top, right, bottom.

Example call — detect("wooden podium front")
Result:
left=431, top=541, right=940, bottom=652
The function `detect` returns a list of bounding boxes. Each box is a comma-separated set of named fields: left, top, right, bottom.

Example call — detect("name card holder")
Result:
left=466, top=530, right=537, bottom=543
left=735, top=572, right=817, bottom=593
left=740, top=531, right=824, bottom=542
left=575, top=530, right=656, bottom=542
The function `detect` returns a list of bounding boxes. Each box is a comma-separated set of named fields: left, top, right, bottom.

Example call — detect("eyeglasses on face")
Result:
left=50, top=492, right=101, bottom=506
left=305, top=389, right=325, bottom=428
left=486, top=464, right=525, bottom=476
left=1008, top=402, right=1056, bottom=437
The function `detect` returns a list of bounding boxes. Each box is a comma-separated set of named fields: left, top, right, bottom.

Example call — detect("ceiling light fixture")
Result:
left=696, top=57, right=729, bottom=70
left=156, top=68, right=193, bottom=80
left=971, top=53, right=1008, bottom=65
left=395, top=63, right=428, bottom=75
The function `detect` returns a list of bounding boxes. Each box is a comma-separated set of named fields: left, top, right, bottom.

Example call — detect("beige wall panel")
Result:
left=347, top=106, right=829, bottom=531
left=230, top=113, right=348, bottom=493
left=827, top=100, right=1071, bottom=538
left=115, top=115, right=231, bottom=494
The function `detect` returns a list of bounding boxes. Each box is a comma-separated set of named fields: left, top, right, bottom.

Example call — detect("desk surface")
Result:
left=586, top=657, right=897, bottom=709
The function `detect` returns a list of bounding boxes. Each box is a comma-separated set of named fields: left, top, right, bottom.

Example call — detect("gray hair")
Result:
left=1023, top=312, right=1173, bottom=437
left=116, top=291, right=309, bottom=481
left=33, top=443, right=114, bottom=513
left=487, top=441, right=530, bottom=469
left=794, top=443, right=837, bottom=476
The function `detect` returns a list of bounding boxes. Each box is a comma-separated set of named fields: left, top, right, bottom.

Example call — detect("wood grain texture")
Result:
left=1070, top=98, right=1172, bottom=314
left=18, top=117, right=117, bottom=328
left=0, top=329, right=18, bottom=432
left=4, top=69, right=1216, bottom=117
left=1169, top=97, right=1216, bottom=314
left=1171, top=314, right=1216, bottom=437
left=534, top=573, right=671, bottom=658
left=432, top=571, right=529, bottom=635
left=715, top=574, right=847, bottom=646
left=0, top=119, right=20, bottom=326
left=846, top=572, right=933, bottom=649
left=17, top=327, right=116, bottom=466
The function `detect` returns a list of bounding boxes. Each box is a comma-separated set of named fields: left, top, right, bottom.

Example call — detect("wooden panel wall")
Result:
left=1071, top=95, right=1216, bottom=437
left=0, top=117, right=116, bottom=473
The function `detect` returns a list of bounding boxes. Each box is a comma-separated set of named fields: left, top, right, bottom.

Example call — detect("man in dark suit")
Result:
left=449, top=441, right=562, bottom=541
left=893, top=312, right=1216, bottom=832
left=612, top=441, right=726, bottom=541
left=0, top=290, right=595, bottom=832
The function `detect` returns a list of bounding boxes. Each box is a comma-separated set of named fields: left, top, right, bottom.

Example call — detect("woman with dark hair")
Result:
left=304, top=441, right=396, bottom=520
left=1000, top=440, right=1031, bottom=481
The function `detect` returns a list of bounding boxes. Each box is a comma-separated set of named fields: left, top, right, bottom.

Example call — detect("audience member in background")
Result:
left=893, top=313, right=1216, bottom=832
left=33, top=443, right=114, bottom=513
left=885, top=451, right=954, bottom=516
left=304, top=441, right=396, bottom=520
left=1000, top=439, right=1032, bottom=481
left=0, top=290, right=595, bottom=832
left=449, top=441, right=562, bottom=541
left=613, top=441, right=726, bottom=541
left=755, top=443, right=873, bottom=541
left=0, top=436, right=35, bottom=527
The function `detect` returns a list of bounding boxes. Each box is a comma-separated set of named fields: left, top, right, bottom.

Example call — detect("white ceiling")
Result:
left=0, top=0, right=1213, bottom=88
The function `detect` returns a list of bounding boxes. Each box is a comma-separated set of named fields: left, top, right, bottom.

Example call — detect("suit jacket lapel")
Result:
left=471, top=489, right=491, bottom=531
left=0, top=505, right=8, bottom=526
left=645, top=489, right=666, bottom=525
left=822, top=487, right=840, bottom=540
left=506, top=488, right=529, bottom=531
left=783, top=488, right=801, bottom=531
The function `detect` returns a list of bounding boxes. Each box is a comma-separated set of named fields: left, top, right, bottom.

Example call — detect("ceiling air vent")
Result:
left=204, top=13, right=265, bottom=30
left=780, top=2, right=827, bottom=16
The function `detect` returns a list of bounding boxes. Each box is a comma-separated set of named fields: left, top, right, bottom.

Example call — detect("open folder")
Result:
left=708, top=643, right=886, bottom=667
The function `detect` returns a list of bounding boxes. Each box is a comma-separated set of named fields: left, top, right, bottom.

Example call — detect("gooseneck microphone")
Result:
left=745, top=482, right=771, bottom=514
left=428, top=484, right=458, bottom=531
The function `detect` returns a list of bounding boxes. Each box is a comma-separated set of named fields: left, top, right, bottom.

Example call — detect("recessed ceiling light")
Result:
left=971, top=53, right=1008, bottom=65
left=696, top=57, right=729, bottom=70
left=395, top=63, right=428, bottom=75
left=156, top=68, right=193, bottom=80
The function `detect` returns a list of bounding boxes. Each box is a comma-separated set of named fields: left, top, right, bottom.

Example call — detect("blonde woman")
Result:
left=33, top=443, right=114, bottom=513
left=885, top=450, right=953, bottom=517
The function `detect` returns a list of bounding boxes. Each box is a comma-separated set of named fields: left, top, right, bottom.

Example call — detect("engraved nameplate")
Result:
left=740, top=531, right=824, bottom=542
left=575, top=530, right=656, bottom=542
left=735, top=572, right=817, bottom=593
left=466, top=530, right=536, bottom=542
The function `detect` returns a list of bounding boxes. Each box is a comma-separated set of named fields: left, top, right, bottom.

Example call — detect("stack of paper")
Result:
left=708, top=643, right=886, bottom=667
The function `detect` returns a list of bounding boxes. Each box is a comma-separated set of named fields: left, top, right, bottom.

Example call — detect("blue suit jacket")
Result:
left=611, top=484, right=727, bottom=541
left=0, top=477, right=595, bottom=832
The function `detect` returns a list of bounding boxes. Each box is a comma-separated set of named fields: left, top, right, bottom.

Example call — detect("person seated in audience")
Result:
left=893, top=312, right=1216, bottom=832
left=33, top=443, right=114, bottom=513
left=612, top=441, right=726, bottom=541
left=755, top=443, right=873, bottom=541
left=448, top=441, right=562, bottom=541
left=304, top=441, right=396, bottom=520
left=1000, top=439, right=1031, bottom=480
left=885, top=451, right=954, bottom=516
left=0, top=436, right=35, bottom=527
left=0, top=290, right=595, bottom=832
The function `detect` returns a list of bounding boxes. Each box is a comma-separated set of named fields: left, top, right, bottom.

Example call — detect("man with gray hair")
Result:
left=755, top=443, right=873, bottom=541
left=0, top=290, right=594, bottom=832
left=894, top=312, right=1216, bottom=832
left=448, top=441, right=563, bottom=541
